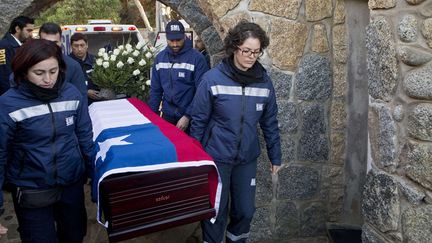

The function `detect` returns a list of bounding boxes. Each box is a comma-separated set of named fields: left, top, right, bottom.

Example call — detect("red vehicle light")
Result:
left=93, top=26, right=106, bottom=31
left=128, top=26, right=136, bottom=31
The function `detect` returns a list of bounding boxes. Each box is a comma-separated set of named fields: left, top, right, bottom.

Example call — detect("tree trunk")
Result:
left=133, top=0, right=153, bottom=31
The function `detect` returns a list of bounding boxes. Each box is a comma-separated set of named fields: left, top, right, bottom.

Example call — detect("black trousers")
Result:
left=12, top=180, right=87, bottom=243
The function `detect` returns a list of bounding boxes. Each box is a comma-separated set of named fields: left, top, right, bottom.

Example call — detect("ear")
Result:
left=15, top=26, right=21, bottom=34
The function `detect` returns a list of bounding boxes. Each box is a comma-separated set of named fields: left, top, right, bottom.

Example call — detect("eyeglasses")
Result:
left=237, top=47, right=263, bottom=57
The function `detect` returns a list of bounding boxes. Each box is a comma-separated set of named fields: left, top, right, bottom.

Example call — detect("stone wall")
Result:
left=0, top=0, right=59, bottom=35
left=0, top=0, right=360, bottom=242
left=363, top=0, right=432, bottom=242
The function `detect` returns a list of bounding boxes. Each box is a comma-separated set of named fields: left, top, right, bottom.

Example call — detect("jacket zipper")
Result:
left=235, top=85, right=246, bottom=161
left=169, top=62, right=175, bottom=105
left=18, top=152, right=25, bottom=176
left=47, top=103, right=58, bottom=181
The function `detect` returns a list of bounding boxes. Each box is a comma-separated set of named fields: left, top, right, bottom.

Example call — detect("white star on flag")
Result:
left=96, top=134, right=132, bottom=161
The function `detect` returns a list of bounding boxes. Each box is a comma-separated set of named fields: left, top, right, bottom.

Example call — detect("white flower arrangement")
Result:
left=132, top=50, right=140, bottom=57
left=96, top=59, right=103, bottom=66
left=127, top=57, right=135, bottom=64
left=116, top=61, right=124, bottom=69
left=132, top=69, right=140, bottom=76
left=138, top=59, right=146, bottom=66
left=91, top=41, right=159, bottom=101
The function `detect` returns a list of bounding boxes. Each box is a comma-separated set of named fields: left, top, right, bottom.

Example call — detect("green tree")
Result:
left=36, top=0, right=122, bottom=26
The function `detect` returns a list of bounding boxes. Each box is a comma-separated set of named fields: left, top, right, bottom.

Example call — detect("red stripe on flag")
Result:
left=127, top=98, right=212, bottom=162
left=128, top=98, right=218, bottom=207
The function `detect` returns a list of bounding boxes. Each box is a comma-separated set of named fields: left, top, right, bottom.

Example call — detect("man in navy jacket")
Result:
left=149, top=20, right=209, bottom=132
left=39, top=23, right=88, bottom=97
left=0, top=16, right=34, bottom=95
left=69, top=33, right=98, bottom=104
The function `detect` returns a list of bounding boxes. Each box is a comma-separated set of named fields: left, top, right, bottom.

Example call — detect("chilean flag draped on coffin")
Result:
left=88, top=98, right=221, bottom=226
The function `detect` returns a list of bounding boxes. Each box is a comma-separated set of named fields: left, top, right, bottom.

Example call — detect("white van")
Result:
left=62, top=20, right=145, bottom=55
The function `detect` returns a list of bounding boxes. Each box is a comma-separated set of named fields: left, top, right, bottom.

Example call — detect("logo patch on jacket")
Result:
left=256, top=103, right=263, bottom=111
left=65, top=116, right=74, bottom=126
left=178, top=72, right=185, bottom=78
left=0, top=49, right=6, bottom=65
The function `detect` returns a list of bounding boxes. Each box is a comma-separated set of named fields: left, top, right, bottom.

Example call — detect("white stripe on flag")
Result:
left=89, top=99, right=150, bottom=141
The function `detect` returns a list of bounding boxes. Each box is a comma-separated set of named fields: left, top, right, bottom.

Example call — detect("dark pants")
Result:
left=12, top=180, right=87, bottom=243
left=202, top=160, right=257, bottom=243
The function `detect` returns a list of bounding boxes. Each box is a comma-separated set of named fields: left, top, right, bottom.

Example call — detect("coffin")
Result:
left=89, top=98, right=220, bottom=243
left=100, top=166, right=215, bottom=242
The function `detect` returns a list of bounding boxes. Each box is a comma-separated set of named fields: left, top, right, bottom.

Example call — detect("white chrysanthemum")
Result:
left=116, top=61, right=124, bottom=68
left=102, top=61, right=109, bottom=69
left=98, top=51, right=104, bottom=57
left=145, top=52, right=152, bottom=59
left=118, top=45, right=124, bottom=50
left=138, top=59, right=146, bottom=66
left=141, top=84, right=146, bottom=91
left=103, top=53, right=109, bottom=61
left=96, top=59, right=103, bottom=66
left=110, top=55, right=117, bottom=61
left=145, top=80, right=151, bottom=86
left=113, top=49, right=120, bottom=56
left=150, top=46, right=156, bottom=52
left=132, top=69, right=140, bottom=76
left=121, top=50, right=128, bottom=56
left=98, top=48, right=105, bottom=53
left=132, top=50, right=140, bottom=57
left=127, top=57, right=135, bottom=64
left=136, top=41, right=145, bottom=50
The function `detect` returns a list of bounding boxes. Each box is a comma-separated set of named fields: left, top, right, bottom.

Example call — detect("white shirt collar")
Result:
left=11, top=34, right=22, bottom=46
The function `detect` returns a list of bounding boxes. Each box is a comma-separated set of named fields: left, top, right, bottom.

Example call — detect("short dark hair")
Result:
left=39, top=22, right=62, bottom=36
left=12, top=39, right=66, bottom=85
left=223, top=20, right=270, bottom=57
left=70, top=33, right=88, bottom=44
left=9, top=16, right=34, bottom=34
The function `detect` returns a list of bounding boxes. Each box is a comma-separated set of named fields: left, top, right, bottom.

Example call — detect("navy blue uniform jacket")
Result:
left=0, top=81, right=95, bottom=207
left=190, top=61, right=281, bottom=166
left=0, top=33, right=20, bottom=95
left=149, top=40, right=209, bottom=120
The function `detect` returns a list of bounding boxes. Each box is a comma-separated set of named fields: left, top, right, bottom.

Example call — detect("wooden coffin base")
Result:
left=99, top=165, right=216, bottom=242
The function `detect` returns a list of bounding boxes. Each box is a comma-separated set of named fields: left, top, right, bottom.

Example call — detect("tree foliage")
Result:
left=36, top=0, right=122, bottom=26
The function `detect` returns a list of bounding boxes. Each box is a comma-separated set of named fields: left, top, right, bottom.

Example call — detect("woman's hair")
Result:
left=12, top=39, right=66, bottom=85
left=223, top=20, right=270, bottom=57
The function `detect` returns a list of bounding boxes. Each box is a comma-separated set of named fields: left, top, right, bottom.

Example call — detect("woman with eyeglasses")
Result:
left=190, top=20, right=281, bottom=243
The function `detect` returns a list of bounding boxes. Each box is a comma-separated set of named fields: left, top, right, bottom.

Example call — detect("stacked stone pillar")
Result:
left=364, top=0, right=432, bottom=242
